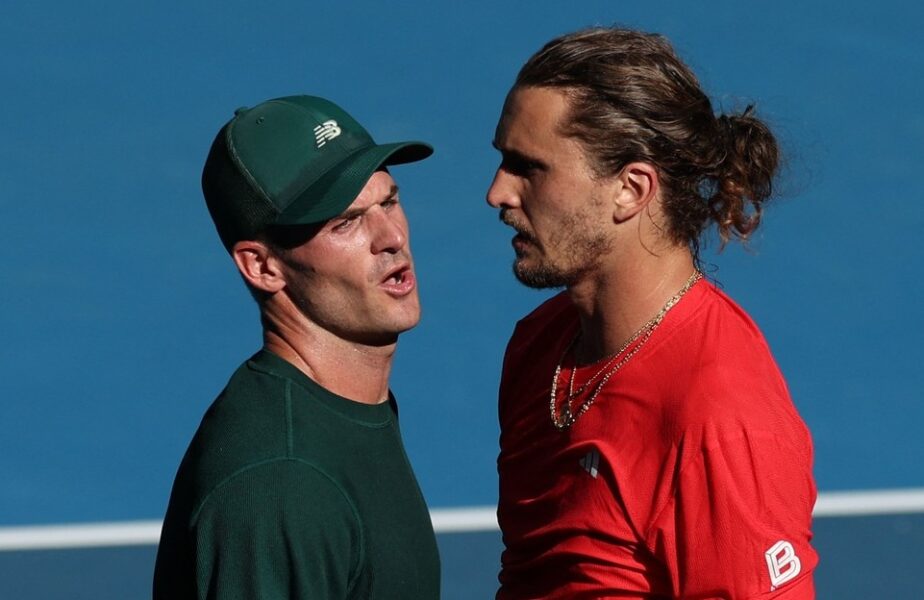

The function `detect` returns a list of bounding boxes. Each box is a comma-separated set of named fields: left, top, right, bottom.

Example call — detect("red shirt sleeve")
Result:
left=647, top=427, right=818, bottom=599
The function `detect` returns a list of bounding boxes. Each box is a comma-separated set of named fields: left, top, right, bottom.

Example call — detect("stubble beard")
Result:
left=500, top=193, right=613, bottom=289
left=513, top=238, right=609, bottom=289
left=512, top=222, right=611, bottom=290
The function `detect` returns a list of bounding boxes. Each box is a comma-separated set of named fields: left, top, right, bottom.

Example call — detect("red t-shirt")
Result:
left=497, top=280, right=817, bottom=599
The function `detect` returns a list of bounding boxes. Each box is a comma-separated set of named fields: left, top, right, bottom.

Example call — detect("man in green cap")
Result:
left=153, top=95, right=440, bottom=599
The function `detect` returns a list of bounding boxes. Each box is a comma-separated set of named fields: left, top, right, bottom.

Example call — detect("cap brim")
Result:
left=275, top=141, right=433, bottom=226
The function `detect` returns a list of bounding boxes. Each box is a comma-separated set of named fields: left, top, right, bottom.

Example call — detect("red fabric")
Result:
left=497, top=280, right=818, bottom=599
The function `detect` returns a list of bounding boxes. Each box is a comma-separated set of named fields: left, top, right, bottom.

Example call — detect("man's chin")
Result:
left=341, top=310, right=420, bottom=347
left=513, top=260, right=569, bottom=290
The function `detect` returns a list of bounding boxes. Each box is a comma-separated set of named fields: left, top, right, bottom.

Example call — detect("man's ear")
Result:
left=232, top=240, right=287, bottom=294
left=611, top=162, right=661, bottom=223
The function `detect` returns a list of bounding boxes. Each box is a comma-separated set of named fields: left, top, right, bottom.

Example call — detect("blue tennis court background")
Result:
left=1, top=1, right=922, bottom=597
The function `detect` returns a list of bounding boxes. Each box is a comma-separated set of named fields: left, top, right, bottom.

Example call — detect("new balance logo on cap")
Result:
left=314, top=120, right=342, bottom=147
left=765, top=540, right=801, bottom=590
left=579, top=449, right=600, bottom=478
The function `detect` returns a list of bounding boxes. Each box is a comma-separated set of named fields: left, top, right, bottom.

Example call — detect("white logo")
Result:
left=313, top=120, right=342, bottom=147
left=765, top=540, right=801, bottom=590
left=579, top=449, right=600, bottom=478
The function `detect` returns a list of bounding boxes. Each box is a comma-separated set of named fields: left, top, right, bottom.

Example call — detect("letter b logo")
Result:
left=765, top=540, right=801, bottom=589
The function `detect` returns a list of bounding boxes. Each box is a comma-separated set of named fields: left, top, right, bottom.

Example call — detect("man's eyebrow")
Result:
left=492, top=142, right=546, bottom=169
left=336, top=185, right=400, bottom=220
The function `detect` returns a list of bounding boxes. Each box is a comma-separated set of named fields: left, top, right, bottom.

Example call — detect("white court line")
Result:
left=813, top=488, right=924, bottom=517
left=0, top=521, right=164, bottom=551
left=1, top=488, right=922, bottom=552
left=430, top=507, right=498, bottom=533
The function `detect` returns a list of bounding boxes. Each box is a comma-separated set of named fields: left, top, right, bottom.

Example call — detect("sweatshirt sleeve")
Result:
left=191, top=458, right=364, bottom=600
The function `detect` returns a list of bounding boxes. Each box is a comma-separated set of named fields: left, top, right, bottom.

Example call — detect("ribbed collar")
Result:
left=247, top=349, right=397, bottom=426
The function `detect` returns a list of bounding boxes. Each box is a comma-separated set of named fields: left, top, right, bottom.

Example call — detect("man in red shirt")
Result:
left=488, top=27, right=817, bottom=599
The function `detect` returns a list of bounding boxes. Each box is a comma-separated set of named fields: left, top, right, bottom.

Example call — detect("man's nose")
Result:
left=370, top=209, right=407, bottom=254
left=487, top=170, right=521, bottom=209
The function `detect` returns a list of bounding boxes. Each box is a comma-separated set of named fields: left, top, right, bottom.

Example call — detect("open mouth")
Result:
left=383, top=265, right=409, bottom=284
left=380, top=265, right=416, bottom=295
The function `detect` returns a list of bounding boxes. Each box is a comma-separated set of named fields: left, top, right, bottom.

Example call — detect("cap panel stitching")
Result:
left=225, top=116, right=276, bottom=210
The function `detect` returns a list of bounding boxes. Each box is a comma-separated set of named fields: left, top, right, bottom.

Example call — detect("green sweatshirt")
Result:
left=154, top=350, right=440, bottom=599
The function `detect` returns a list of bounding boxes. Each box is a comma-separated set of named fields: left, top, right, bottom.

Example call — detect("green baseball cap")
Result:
left=202, top=95, right=433, bottom=251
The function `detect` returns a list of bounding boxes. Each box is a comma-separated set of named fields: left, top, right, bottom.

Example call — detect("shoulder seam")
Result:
left=642, top=427, right=805, bottom=548
left=285, top=380, right=294, bottom=458
left=189, top=456, right=367, bottom=588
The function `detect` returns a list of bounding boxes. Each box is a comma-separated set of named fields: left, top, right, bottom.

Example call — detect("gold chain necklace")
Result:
left=549, top=271, right=702, bottom=431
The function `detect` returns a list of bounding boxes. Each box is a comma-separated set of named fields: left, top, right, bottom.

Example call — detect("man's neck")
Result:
left=260, top=307, right=396, bottom=405
left=566, top=244, right=696, bottom=364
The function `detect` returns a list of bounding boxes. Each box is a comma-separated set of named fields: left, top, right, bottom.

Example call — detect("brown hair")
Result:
left=514, top=27, right=780, bottom=261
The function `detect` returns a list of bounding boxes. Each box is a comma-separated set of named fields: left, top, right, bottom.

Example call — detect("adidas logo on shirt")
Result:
left=579, top=449, right=600, bottom=478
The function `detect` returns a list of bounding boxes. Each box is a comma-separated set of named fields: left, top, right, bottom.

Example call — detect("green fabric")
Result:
left=154, top=350, right=440, bottom=599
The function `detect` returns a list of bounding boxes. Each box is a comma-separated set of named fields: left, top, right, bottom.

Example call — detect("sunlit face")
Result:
left=274, top=170, right=420, bottom=346
left=486, top=86, right=615, bottom=289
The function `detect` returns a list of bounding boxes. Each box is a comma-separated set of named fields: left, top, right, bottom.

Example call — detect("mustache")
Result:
left=499, top=209, right=535, bottom=241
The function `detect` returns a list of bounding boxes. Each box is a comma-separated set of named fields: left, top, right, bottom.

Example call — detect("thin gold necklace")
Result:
left=549, top=271, right=702, bottom=431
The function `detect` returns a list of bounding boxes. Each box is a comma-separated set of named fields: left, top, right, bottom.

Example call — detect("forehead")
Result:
left=495, top=87, right=595, bottom=174
left=495, top=86, right=572, bottom=146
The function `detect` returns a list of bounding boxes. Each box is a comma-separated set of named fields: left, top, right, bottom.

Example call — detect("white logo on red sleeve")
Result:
left=765, top=540, right=801, bottom=590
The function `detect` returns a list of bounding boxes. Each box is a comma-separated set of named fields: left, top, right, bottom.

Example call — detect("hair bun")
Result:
left=709, top=104, right=780, bottom=245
